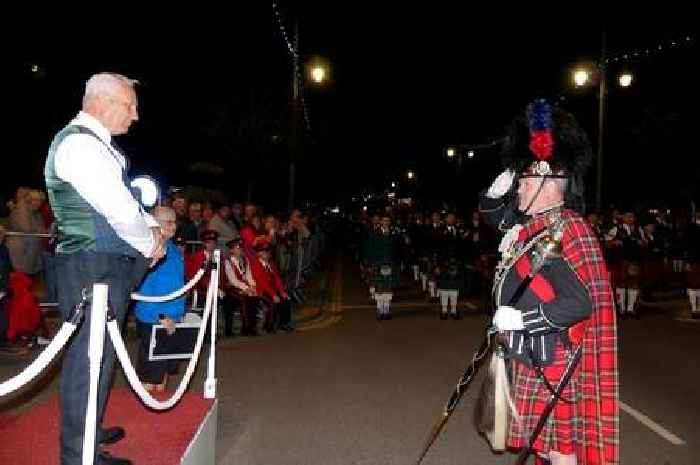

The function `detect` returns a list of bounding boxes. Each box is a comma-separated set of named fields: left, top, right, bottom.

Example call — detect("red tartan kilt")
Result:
left=687, top=262, right=700, bottom=289
left=610, top=260, right=641, bottom=288
left=508, top=341, right=579, bottom=455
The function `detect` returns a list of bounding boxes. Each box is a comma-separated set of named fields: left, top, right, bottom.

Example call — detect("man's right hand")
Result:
left=486, top=169, right=516, bottom=199
left=149, top=227, right=166, bottom=268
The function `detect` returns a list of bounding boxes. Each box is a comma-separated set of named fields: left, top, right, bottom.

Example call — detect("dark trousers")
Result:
left=278, top=299, right=292, bottom=326
left=223, top=293, right=260, bottom=335
left=263, top=299, right=291, bottom=331
left=136, top=321, right=178, bottom=384
left=55, top=252, right=146, bottom=465
left=0, top=298, right=8, bottom=347
left=42, top=251, right=59, bottom=303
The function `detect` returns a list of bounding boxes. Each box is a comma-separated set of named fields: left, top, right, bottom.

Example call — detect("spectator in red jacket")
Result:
left=185, top=229, right=220, bottom=297
left=251, top=244, right=292, bottom=333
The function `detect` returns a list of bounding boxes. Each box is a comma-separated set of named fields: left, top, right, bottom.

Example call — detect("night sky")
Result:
left=5, top=8, right=697, bottom=214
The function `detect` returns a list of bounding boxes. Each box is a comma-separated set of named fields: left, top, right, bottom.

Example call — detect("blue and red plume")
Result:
left=527, top=99, right=554, bottom=160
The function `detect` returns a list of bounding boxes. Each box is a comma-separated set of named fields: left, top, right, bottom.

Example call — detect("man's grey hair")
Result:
left=83, top=72, right=139, bottom=106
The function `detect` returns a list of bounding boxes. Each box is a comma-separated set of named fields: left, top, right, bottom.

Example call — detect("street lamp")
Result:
left=571, top=33, right=635, bottom=211
left=310, top=65, right=327, bottom=84
left=288, top=36, right=331, bottom=210
left=467, top=150, right=475, bottom=159
left=619, top=72, right=633, bottom=87
left=407, top=170, right=415, bottom=180
left=573, top=69, right=590, bottom=87
left=446, top=147, right=456, bottom=158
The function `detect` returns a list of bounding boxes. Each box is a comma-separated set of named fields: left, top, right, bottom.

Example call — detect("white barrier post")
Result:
left=83, top=283, right=109, bottom=465
left=204, top=250, right=219, bottom=399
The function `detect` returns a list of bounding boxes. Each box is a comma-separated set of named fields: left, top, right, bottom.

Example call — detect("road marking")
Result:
left=341, top=302, right=480, bottom=310
left=674, top=317, right=700, bottom=324
left=620, top=401, right=686, bottom=446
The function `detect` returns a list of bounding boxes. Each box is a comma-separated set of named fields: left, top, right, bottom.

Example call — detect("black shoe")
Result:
left=692, top=313, right=700, bottom=320
left=99, top=426, right=125, bottom=445
left=451, top=312, right=462, bottom=320
left=280, top=324, right=295, bottom=332
left=98, top=451, right=132, bottom=465
left=440, top=312, right=448, bottom=320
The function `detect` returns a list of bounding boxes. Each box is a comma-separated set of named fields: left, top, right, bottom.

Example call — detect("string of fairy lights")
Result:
left=448, top=35, right=694, bottom=165
left=603, top=35, right=693, bottom=64
left=272, top=0, right=313, bottom=135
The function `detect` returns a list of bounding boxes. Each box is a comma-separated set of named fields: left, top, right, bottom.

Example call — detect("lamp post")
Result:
left=596, top=32, right=607, bottom=213
left=573, top=32, right=634, bottom=211
left=287, top=23, right=329, bottom=212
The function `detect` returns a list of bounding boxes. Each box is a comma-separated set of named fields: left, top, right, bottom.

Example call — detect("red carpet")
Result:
left=0, top=388, right=214, bottom=465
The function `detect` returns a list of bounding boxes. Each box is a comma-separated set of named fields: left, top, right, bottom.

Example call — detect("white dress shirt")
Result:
left=53, top=111, right=156, bottom=257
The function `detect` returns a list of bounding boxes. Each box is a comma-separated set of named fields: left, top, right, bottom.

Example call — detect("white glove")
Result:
left=486, top=169, right=516, bottom=199
left=492, top=305, right=524, bottom=331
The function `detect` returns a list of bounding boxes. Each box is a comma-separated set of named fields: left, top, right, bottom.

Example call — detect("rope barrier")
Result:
left=107, top=252, right=219, bottom=410
left=131, top=267, right=206, bottom=302
left=0, top=322, right=77, bottom=396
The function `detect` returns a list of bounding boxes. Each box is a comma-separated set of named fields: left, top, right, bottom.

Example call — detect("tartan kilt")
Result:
left=371, top=264, right=399, bottom=292
left=641, top=258, right=667, bottom=288
left=507, top=340, right=580, bottom=455
left=686, top=262, right=700, bottom=289
left=610, top=259, right=641, bottom=289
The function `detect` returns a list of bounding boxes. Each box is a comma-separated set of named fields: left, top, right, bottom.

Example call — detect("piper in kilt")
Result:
left=686, top=214, right=700, bottom=318
left=368, top=215, right=401, bottom=320
left=480, top=100, right=619, bottom=465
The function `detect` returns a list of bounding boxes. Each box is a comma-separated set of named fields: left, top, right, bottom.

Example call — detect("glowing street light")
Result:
left=467, top=150, right=475, bottom=158
left=573, top=69, right=590, bottom=87
left=446, top=147, right=456, bottom=158
left=310, top=65, right=326, bottom=84
left=619, top=72, right=633, bottom=87
left=407, top=170, right=415, bottom=180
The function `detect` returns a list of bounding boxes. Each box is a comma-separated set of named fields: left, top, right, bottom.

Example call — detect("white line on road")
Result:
left=620, top=401, right=686, bottom=446
left=341, top=302, right=480, bottom=310
left=674, top=317, right=700, bottom=324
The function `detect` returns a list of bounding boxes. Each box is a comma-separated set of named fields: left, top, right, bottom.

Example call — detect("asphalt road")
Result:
left=212, top=254, right=699, bottom=465
left=1, top=252, right=698, bottom=465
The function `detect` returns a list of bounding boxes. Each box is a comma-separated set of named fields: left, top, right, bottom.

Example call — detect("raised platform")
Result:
left=0, top=388, right=216, bottom=465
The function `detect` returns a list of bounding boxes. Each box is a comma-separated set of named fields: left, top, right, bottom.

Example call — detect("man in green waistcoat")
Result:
left=45, top=72, right=165, bottom=465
